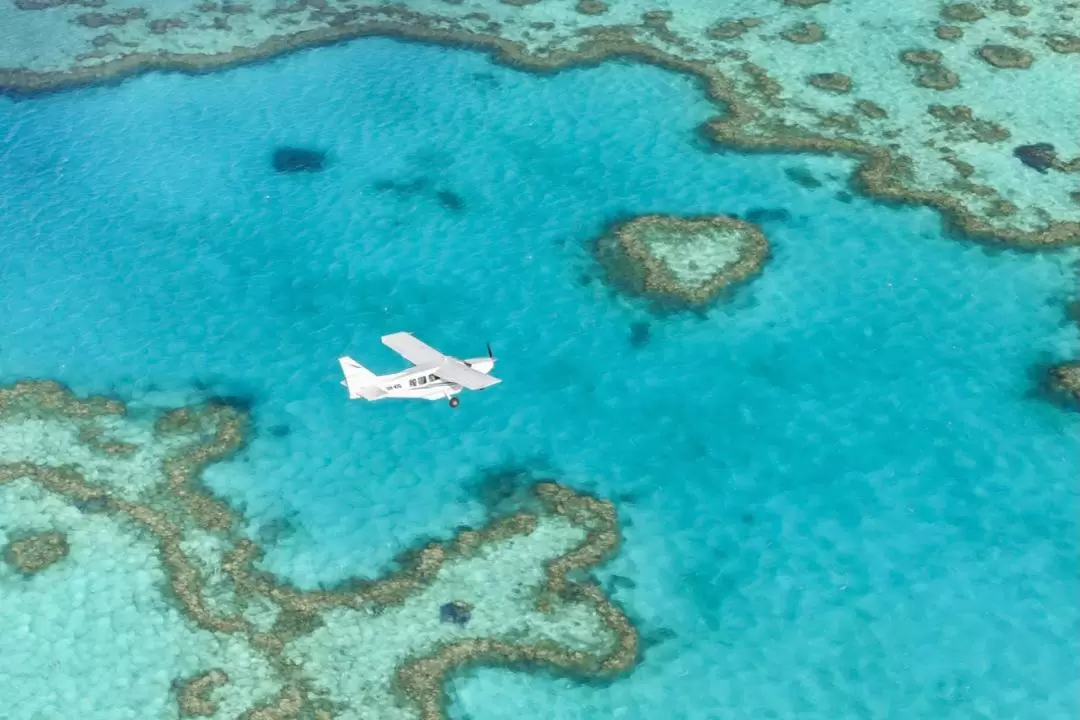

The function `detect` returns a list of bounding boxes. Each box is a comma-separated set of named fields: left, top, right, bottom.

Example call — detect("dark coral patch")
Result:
left=440, top=600, right=473, bottom=625
left=272, top=147, right=327, bottom=173
left=1013, top=143, right=1056, bottom=173
left=267, top=424, right=291, bottom=438
left=978, top=44, right=1033, bottom=68
left=3, top=531, right=70, bottom=574
left=629, top=321, right=651, bottom=348
left=784, top=167, right=823, bottom=188
left=436, top=189, right=466, bottom=212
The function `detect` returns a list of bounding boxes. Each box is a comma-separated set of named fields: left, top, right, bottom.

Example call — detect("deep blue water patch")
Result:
left=435, top=188, right=467, bottom=213
left=783, top=166, right=823, bottom=188
left=743, top=207, right=792, bottom=224
left=0, top=37, right=1078, bottom=720
left=272, top=146, right=328, bottom=173
left=628, top=321, right=651, bottom=348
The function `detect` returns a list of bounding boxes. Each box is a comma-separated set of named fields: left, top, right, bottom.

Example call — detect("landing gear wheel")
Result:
left=449, top=397, right=460, bottom=408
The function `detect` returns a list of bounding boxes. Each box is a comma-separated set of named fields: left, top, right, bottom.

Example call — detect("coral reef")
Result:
left=978, top=43, right=1034, bottom=68
left=935, top=25, right=964, bottom=41
left=1048, top=362, right=1080, bottom=403
left=594, top=214, right=769, bottom=307
left=899, top=49, right=960, bottom=90
left=706, top=17, right=761, bottom=40
left=2, top=530, right=70, bottom=573
left=927, top=105, right=1010, bottom=143
left=941, top=3, right=985, bottom=22
left=439, top=600, right=473, bottom=625
left=1014, top=143, right=1059, bottom=173
left=575, top=0, right=607, bottom=16
left=175, top=669, right=230, bottom=717
left=0, top=380, right=637, bottom=719
left=1046, top=34, right=1080, bottom=54
left=807, top=72, right=852, bottom=93
left=781, top=22, right=825, bottom=44
left=0, top=0, right=1077, bottom=246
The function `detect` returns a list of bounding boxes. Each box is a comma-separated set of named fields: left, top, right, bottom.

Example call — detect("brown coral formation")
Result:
left=238, top=686, right=306, bottom=719
left=701, top=97, right=1078, bottom=246
left=941, top=3, right=985, bottom=22
left=594, top=214, right=770, bottom=307
left=978, top=44, right=1034, bottom=68
left=176, top=669, right=230, bottom=717
left=781, top=21, right=825, bottom=43
left=985, top=198, right=1018, bottom=217
left=149, top=18, right=190, bottom=34
left=917, top=66, right=959, bottom=90
left=0, top=380, right=638, bottom=719
left=1011, top=143, right=1080, bottom=174
left=74, top=7, right=147, bottom=28
left=808, top=72, right=852, bottom=93
left=1048, top=363, right=1080, bottom=403
left=991, top=0, right=1029, bottom=16
left=91, top=33, right=125, bottom=48
left=943, top=155, right=976, bottom=178
left=935, top=25, right=964, bottom=40
left=396, top=482, right=635, bottom=720
left=928, top=104, right=1009, bottom=143
left=2, top=531, right=70, bottom=574
left=740, top=62, right=785, bottom=107
left=77, top=424, right=138, bottom=456
left=855, top=99, right=888, bottom=119
left=0, top=2, right=1075, bottom=251
left=575, top=0, right=607, bottom=16
left=901, top=49, right=943, bottom=65
left=706, top=18, right=761, bottom=40
left=15, top=0, right=103, bottom=8
left=817, top=113, right=859, bottom=133
left=1046, top=34, right=1080, bottom=53
left=900, top=49, right=960, bottom=90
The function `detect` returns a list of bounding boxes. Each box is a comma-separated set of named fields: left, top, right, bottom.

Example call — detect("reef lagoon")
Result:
left=1, top=36, right=1078, bottom=720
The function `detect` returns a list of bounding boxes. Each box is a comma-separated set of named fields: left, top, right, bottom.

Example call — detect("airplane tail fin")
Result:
left=338, top=356, right=385, bottom=400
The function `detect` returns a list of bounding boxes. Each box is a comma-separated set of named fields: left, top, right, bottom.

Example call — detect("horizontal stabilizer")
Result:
left=338, top=356, right=385, bottom=400
left=382, top=332, right=444, bottom=366
left=435, top=359, right=501, bottom=390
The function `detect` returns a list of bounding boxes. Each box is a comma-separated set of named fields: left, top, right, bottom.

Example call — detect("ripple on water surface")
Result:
left=0, top=37, right=1078, bottom=720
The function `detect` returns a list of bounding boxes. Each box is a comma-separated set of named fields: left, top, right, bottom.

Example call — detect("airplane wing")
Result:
left=381, top=332, right=445, bottom=366
left=435, top=359, right=501, bottom=390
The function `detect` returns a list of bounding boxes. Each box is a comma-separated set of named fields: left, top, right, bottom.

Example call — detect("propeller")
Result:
left=486, top=342, right=494, bottom=359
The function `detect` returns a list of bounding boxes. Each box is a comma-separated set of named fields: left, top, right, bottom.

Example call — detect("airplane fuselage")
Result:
left=367, top=356, right=495, bottom=401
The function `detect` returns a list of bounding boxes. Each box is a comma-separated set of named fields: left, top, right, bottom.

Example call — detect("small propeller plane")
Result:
left=338, top=332, right=500, bottom=408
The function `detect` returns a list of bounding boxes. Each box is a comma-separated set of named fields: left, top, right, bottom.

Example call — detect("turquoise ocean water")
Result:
left=1, top=38, right=1078, bottom=719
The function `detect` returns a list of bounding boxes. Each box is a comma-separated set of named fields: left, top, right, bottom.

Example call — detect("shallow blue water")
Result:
left=1, top=38, right=1078, bottom=719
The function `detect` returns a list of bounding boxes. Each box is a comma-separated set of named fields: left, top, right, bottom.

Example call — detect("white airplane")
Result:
left=338, top=332, right=500, bottom=408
